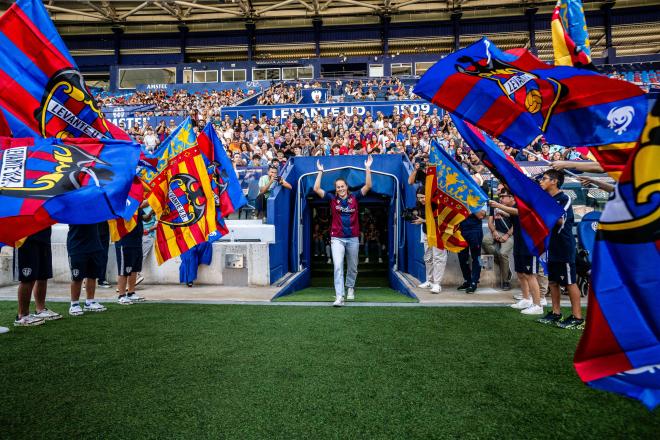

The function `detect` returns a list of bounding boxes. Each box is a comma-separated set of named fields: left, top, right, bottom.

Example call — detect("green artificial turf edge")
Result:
left=0, top=301, right=658, bottom=440
left=273, top=286, right=418, bottom=303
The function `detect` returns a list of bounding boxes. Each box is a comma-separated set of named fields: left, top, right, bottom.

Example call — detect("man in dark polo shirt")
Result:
left=67, top=224, right=107, bottom=316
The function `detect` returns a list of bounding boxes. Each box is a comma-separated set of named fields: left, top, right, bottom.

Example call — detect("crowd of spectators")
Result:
left=203, top=106, right=585, bottom=176
left=256, top=83, right=299, bottom=105
left=94, top=88, right=253, bottom=117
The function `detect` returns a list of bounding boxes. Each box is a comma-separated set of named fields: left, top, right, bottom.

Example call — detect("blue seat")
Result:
left=577, top=211, right=601, bottom=263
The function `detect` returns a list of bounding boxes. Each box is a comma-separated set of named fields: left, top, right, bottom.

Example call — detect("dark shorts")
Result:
left=514, top=254, right=538, bottom=275
left=548, top=261, right=577, bottom=286
left=14, top=240, right=53, bottom=282
left=69, top=251, right=105, bottom=281
left=115, top=245, right=143, bottom=276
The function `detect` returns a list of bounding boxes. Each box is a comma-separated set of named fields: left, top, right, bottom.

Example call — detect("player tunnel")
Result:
left=268, top=155, right=422, bottom=299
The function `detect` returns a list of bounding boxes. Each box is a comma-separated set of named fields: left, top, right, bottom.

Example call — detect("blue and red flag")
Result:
left=574, top=100, right=660, bottom=410
left=0, top=0, right=127, bottom=140
left=451, top=115, right=564, bottom=256
left=198, top=122, right=247, bottom=218
left=414, top=38, right=647, bottom=154
left=0, top=136, right=141, bottom=244
left=552, top=0, right=593, bottom=69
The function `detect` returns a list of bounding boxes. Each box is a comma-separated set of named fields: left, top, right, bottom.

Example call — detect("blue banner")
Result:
left=221, top=100, right=441, bottom=121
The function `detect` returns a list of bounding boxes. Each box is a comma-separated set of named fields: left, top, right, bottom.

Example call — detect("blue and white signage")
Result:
left=221, top=100, right=441, bottom=121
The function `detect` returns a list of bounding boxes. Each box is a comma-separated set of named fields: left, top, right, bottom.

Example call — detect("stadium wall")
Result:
left=63, top=6, right=660, bottom=89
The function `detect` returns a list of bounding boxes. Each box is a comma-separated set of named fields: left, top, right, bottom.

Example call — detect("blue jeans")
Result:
left=330, top=237, right=359, bottom=299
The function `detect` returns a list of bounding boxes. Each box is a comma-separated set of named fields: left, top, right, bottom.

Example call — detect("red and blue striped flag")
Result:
left=574, top=100, right=660, bottom=410
left=451, top=115, right=564, bottom=256
left=0, top=0, right=127, bottom=140
left=414, top=38, right=647, bottom=155
left=0, top=136, right=141, bottom=244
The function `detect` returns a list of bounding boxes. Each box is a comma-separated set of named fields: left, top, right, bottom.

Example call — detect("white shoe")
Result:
left=327, top=258, right=331, bottom=264
left=84, top=302, right=107, bottom=312
left=521, top=304, right=544, bottom=315
left=14, top=314, right=45, bottom=327
left=430, top=284, right=441, bottom=294
left=347, top=287, right=355, bottom=300
left=118, top=296, right=133, bottom=305
left=365, top=257, right=369, bottom=263
left=34, top=308, right=62, bottom=321
left=540, top=297, right=548, bottom=306
left=136, top=275, right=145, bottom=286
left=69, top=304, right=84, bottom=316
left=378, top=257, right=383, bottom=263
left=332, top=297, right=344, bottom=307
left=0, top=326, right=9, bottom=334
left=128, top=293, right=145, bottom=302
left=513, top=293, right=523, bottom=301
left=511, top=299, right=532, bottom=309
left=418, top=281, right=432, bottom=289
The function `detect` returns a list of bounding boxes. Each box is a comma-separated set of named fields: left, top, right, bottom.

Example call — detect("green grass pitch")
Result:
left=1, top=302, right=658, bottom=439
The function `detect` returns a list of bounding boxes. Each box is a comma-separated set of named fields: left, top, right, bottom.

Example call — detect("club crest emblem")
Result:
left=126, top=266, right=132, bottom=273
left=72, top=269, right=80, bottom=277
left=160, top=173, right=207, bottom=228
left=455, top=52, right=567, bottom=132
left=311, top=90, right=322, bottom=102
left=22, top=268, right=32, bottom=277
left=35, top=69, right=111, bottom=139
left=0, top=144, right=112, bottom=198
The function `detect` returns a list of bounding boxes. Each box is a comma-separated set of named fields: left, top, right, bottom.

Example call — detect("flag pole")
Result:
left=521, top=148, right=602, bottom=189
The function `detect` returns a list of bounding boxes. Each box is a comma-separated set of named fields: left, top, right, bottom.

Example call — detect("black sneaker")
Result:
left=98, top=280, right=111, bottom=289
left=557, top=315, right=585, bottom=330
left=457, top=281, right=470, bottom=290
left=465, top=283, right=477, bottom=294
left=501, top=282, right=511, bottom=291
left=536, top=311, right=563, bottom=325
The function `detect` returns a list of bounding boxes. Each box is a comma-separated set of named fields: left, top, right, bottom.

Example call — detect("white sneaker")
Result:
left=365, top=257, right=369, bottom=263
left=14, top=314, right=45, bottom=327
left=118, top=296, right=133, bottom=305
left=378, top=257, right=383, bottom=263
left=0, top=326, right=9, bottom=334
left=136, top=275, right=145, bottom=286
left=513, top=293, right=523, bottom=301
left=521, top=304, right=544, bottom=315
left=84, top=302, right=107, bottom=312
left=34, top=308, right=62, bottom=321
left=511, top=299, right=533, bottom=309
left=430, top=284, right=441, bottom=294
left=332, top=296, right=344, bottom=307
left=327, top=258, right=331, bottom=264
left=347, top=287, right=355, bottom=300
left=69, top=304, right=84, bottom=316
left=540, top=296, right=548, bottom=306
left=128, top=293, right=145, bottom=302
left=418, top=281, right=432, bottom=289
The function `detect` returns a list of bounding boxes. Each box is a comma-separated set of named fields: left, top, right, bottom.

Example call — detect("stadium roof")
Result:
left=2, top=0, right=654, bottom=34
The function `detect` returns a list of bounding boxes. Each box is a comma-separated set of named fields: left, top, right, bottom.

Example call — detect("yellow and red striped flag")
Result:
left=143, top=119, right=217, bottom=264
left=108, top=214, right=138, bottom=242
left=425, top=140, right=489, bottom=252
